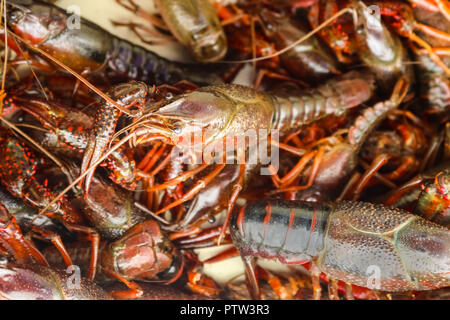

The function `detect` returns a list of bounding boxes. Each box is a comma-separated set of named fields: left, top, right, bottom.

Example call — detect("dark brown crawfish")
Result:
left=231, top=199, right=450, bottom=300
left=257, top=7, right=340, bottom=85
left=5, top=0, right=225, bottom=86
left=43, top=219, right=184, bottom=299
left=36, top=160, right=185, bottom=299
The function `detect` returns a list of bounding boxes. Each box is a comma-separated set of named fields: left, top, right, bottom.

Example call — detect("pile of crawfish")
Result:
left=0, top=0, right=448, bottom=300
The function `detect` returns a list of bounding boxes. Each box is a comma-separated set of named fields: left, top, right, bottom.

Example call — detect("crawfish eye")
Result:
left=9, top=9, right=25, bottom=22
left=0, top=255, right=7, bottom=266
left=173, top=126, right=182, bottom=134
left=165, top=92, right=174, bottom=100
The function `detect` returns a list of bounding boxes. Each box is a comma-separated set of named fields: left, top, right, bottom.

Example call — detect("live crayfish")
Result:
left=78, top=69, right=375, bottom=242
left=4, top=0, right=226, bottom=86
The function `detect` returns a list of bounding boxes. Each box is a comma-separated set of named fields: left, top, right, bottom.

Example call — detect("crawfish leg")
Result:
left=111, top=21, right=175, bottom=46
left=384, top=176, right=424, bottom=206
left=328, top=279, right=340, bottom=300
left=115, top=0, right=168, bottom=31
left=154, top=164, right=226, bottom=215
left=272, top=147, right=325, bottom=193
left=351, top=154, right=391, bottom=201
left=270, top=151, right=317, bottom=188
left=310, top=261, right=322, bottom=300
left=0, top=205, right=48, bottom=266
left=147, top=164, right=209, bottom=192
left=258, top=267, right=294, bottom=300
left=383, top=156, right=418, bottom=181
left=176, top=226, right=233, bottom=249
left=218, top=164, right=246, bottom=245
left=63, top=223, right=100, bottom=281
left=187, top=269, right=221, bottom=297
left=242, top=255, right=261, bottom=300
left=29, top=226, right=73, bottom=268
left=203, top=246, right=240, bottom=264
left=104, top=268, right=144, bottom=299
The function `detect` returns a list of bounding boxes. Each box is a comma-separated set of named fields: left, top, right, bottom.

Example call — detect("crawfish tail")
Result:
left=107, top=38, right=225, bottom=86
left=348, top=75, right=409, bottom=151
left=415, top=53, right=450, bottom=113
left=271, top=70, right=376, bottom=133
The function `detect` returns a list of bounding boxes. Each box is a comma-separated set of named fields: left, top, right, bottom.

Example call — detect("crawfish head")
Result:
left=6, top=1, right=67, bottom=45
left=138, top=86, right=237, bottom=149
left=102, top=220, right=183, bottom=283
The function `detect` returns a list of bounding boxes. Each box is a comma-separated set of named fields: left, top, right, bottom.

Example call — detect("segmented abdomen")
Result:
left=230, top=200, right=331, bottom=264
left=271, top=70, right=375, bottom=134
left=107, top=38, right=223, bottom=86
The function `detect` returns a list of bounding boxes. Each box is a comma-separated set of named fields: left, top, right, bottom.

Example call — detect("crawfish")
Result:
left=43, top=219, right=184, bottom=299
left=79, top=70, right=375, bottom=237
left=257, top=7, right=340, bottom=85
left=35, top=159, right=185, bottom=299
left=5, top=0, right=224, bottom=86
left=230, top=199, right=450, bottom=300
